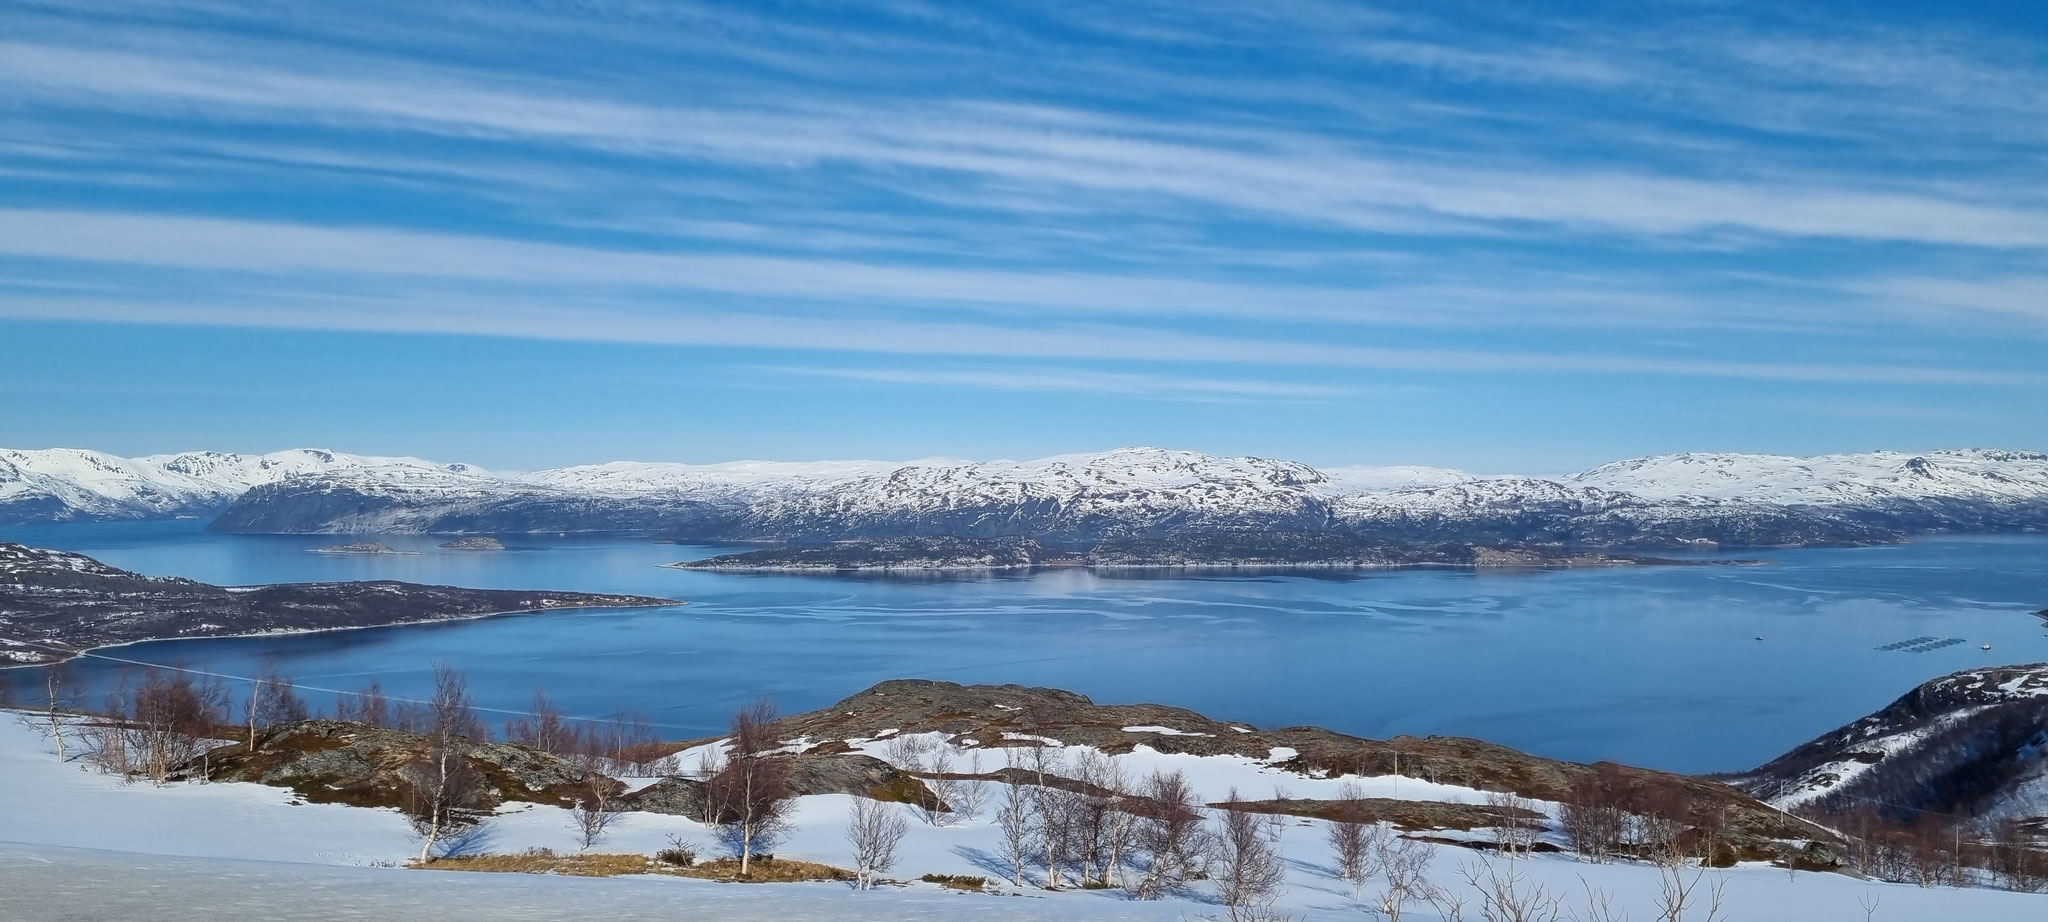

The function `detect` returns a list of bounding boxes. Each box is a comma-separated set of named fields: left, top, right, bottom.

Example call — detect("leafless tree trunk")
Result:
left=1131, top=768, right=1214, bottom=900
left=846, top=794, right=909, bottom=890
left=17, top=664, right=81, bottom=762
left=1267, top=784, right=1290, bottom=842
left=1654, top=861, right=1727, bottom=922
left=1071, top=748, right=1137, bottom=888
left=996, top=749, right=1036, bottom=887
left=403, top=663, right=483, bottom=864
left=1215, top=788, right=1287, bottom=922
left=505, top=688, right=574, bottom=755
left=707, top=698, right=792, bottom=876
left=1327, top=780, right=1386, bottom=901
left=1375, top=835, right=1438, bottom=922
left=244, top=663, right=307, bottom=750
left=568, top=769, right=622, bottom=849
left=696, top=745, right=728, bottom=829
left=1486, top=790, right=1540, bottom=858
left=1025, top=745, right=1074, bottom=889
left=1458, top=851, right=1562, bottom=922
left=927, top=743, right=961, bottom=826
left=1570, top=877, right=1625, bottom=922
left=956, top=749, right=989, bottom=822
left=335, top=677, right=391, bottom=728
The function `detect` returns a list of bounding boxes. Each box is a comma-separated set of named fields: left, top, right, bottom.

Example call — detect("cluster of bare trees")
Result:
left=982, top=746, right=1218, bottom=896
left=1558, top=765, right=1723, bottom=865
left=1822, top=805, right=2048, bottom=891
left=81, top=668, right=229, bottom=783
left=885, top=733, right=991, bottom=826
left=499, top=689, right=674, bottom=850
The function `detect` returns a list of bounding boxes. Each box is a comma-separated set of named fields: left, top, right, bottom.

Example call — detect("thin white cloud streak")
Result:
left=5, top=292, right=2037, bottom=388
left=754, top=364, right=1358, bottom=401
left=1860, top=277, right=2048, bottom=325
left=5, top=40, right=2047, bottom=248
left=0, top=207, right=1979, bottom=337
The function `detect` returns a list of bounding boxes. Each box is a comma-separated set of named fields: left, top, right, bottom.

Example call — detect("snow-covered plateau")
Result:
left=6, top=446, right=2048, bottom=549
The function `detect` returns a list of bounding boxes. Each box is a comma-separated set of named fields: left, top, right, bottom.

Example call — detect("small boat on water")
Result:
left=1982, top=643, right=1992, bottom=651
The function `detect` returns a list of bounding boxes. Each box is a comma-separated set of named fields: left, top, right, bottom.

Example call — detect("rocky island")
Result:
left=438, top=536, right=506, bottom=550
left=0, top=543, right=678, bottom=666
left=309, top=541, right=410, bottom=555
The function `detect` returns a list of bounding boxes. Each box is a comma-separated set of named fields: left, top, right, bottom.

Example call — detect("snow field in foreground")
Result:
left=3, top=717, right=2043, bottom=920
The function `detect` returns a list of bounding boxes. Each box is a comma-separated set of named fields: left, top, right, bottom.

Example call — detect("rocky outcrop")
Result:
left=183, top=720, right=610, bottom=811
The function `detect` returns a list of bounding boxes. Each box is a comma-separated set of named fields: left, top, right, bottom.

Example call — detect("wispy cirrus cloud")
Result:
left=2, top=0, right=2046, bottom=464
left=751, top=364, right=1361, bottom=403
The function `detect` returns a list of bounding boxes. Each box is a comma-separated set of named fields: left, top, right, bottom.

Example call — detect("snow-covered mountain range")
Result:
left=0, top=448, right=479, bottom=524
left=6, top=446, right=2047, bottom=549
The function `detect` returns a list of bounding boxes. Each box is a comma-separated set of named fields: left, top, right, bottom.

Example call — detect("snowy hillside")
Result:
left=6, top=708, right=2043, bottom=921
left=1570, top=449, right=2048, bottom=506
left=1731, top=663, right=2048, bottom=824
left=8, top=445, right=2048, bottom=547
left=0, top=448, right=480, bottom=523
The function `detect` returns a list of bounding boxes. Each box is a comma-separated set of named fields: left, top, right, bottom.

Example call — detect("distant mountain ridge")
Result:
left=4, top=445, right=2046, bottom=550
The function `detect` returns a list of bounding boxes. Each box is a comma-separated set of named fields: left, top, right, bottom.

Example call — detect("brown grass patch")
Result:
left=420, top=851, right=854, bottom=883
left=674, top=857, right=853, bottom=882
left=421, top=851, right=653, bottom=877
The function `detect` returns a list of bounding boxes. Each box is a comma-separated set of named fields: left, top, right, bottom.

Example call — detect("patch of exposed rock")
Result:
left=439, top=536, right=506, bottom=550
left=619, top=752, right=940, bottom=817
left=183, top=720, right=612, bottom=811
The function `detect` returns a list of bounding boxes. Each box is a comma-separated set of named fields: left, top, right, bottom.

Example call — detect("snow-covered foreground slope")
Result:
left=10, top=445, right=2048, bottom=546
left=5, top=718, right=2042, bottom=921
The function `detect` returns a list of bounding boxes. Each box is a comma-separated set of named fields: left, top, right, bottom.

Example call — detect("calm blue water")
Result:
left=5, top=520, right=2045, bottom=774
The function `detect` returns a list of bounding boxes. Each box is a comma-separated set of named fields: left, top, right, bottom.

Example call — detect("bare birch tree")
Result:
left=1327, top=780, right=1388, bottom=901
left=504, top=688, right=574, bottom=755
left=996, top=749, right=1037, bottom=887
left=1215, top=789, right=1288, bottom=922
left=1375, top=835, right=1439, bottom=922
left=1025, top=745, right=1075, bottom=889
left=956, top=749, right=990, bottom=822
left=334, top=678, right=390, bottom=728
left=17, top=663, right=81, bottom=762
left=401, top=663, right=483, bottom=864
left=1458, top=852, right=1562, bottom=922
left=707, top=698, right=792, bottom=876
left=846, top=794, right=909, bottom=890
left=1131, top=769, right=1213, bottom=899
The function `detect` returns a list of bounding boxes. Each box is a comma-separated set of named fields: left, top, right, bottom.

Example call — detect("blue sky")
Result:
left=1, top=0, right=2043, bottom=473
